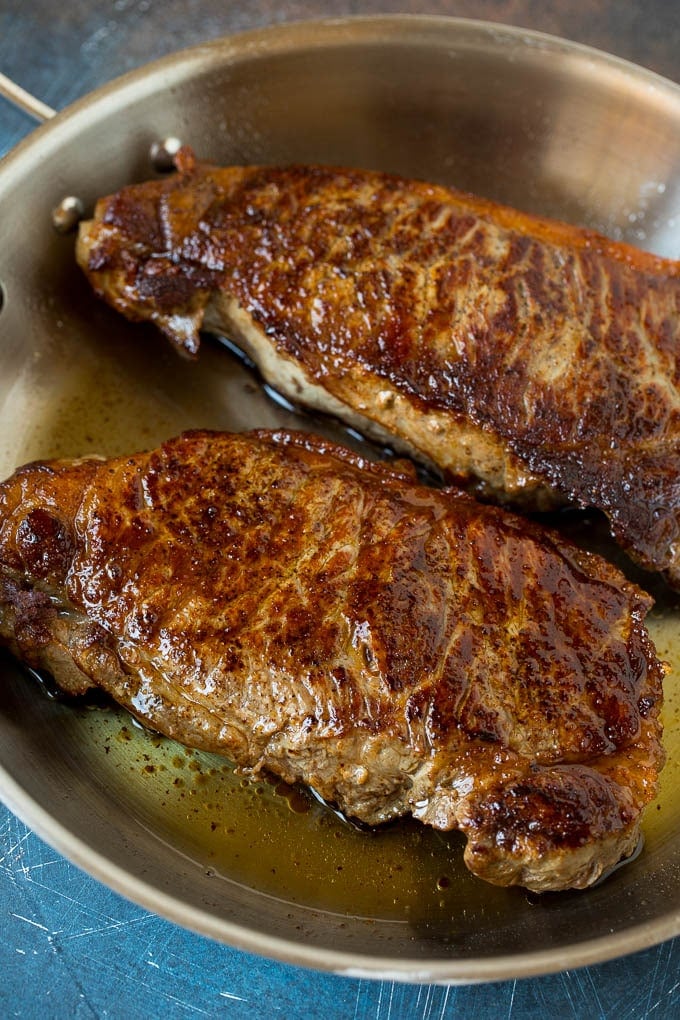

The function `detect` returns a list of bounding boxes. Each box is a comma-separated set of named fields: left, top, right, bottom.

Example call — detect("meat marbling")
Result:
left=0, top=430, right=665, bottom=891
left=76, top=153, right=680, bottom=587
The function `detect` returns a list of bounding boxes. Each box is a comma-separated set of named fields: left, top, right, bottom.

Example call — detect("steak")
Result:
left=76, top=153, right=680, bottom=587
left=0, top=429, right=665, bottom=891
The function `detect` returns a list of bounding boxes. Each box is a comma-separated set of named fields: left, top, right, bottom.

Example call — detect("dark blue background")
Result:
left=2, top=814, right=678, bottom=1016
left=1, top=2, right=679, bottom=1016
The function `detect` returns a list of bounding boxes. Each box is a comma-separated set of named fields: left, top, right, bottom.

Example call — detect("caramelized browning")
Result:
left=75, top=157, right=680, bottom=591
left=0, top=430, right=665, bottom=890
left=77, top=155, right=680, bottom=586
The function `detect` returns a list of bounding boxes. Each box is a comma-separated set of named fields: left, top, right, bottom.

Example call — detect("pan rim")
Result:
left=1, top=13, right=679, bottom=187
left=3, top=761, right=679, bottom=984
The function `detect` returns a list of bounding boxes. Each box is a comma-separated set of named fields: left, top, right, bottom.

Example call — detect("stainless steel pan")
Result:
left=0, top=16, right=679, bottom=983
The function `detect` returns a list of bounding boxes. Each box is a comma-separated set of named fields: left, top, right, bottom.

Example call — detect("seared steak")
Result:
left=0, top=429, right=665, bottom=891
left=76, top=154, right=680, bottom=586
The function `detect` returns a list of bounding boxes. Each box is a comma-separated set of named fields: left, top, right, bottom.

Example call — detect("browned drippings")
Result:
left=68, top=697, right=486, bottom=922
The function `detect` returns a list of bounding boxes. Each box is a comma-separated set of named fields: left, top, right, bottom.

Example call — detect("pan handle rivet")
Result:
left=150, top=137, right=183, bottom=172
left=51, top=196, right=84, bottom=234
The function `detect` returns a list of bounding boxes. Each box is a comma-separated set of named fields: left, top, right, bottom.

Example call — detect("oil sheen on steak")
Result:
left=0, top=430, right=665, bottom=891
left=76, top=153, right=680, bottom=587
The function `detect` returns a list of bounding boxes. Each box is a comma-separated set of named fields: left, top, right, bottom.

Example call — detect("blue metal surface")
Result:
left=1, top=813, right=679, bottom=1016
left=1, top=3, right=679, bottom=1016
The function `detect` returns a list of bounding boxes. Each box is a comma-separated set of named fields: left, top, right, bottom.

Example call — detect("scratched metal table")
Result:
left=1, top=2, right=679, bottom=1017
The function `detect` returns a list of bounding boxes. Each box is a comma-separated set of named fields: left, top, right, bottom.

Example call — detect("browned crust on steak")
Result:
left=0, top=430, right=666, bottom=891
left=76, top=154, right=680, bottom=586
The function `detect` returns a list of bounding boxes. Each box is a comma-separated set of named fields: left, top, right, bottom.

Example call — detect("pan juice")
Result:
left=57, top=623, right=679, bottom=929
left=72, top=699, right=489, bottom=924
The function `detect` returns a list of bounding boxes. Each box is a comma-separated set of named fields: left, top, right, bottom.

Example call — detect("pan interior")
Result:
left=0, top=17, right=679, bottom=980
